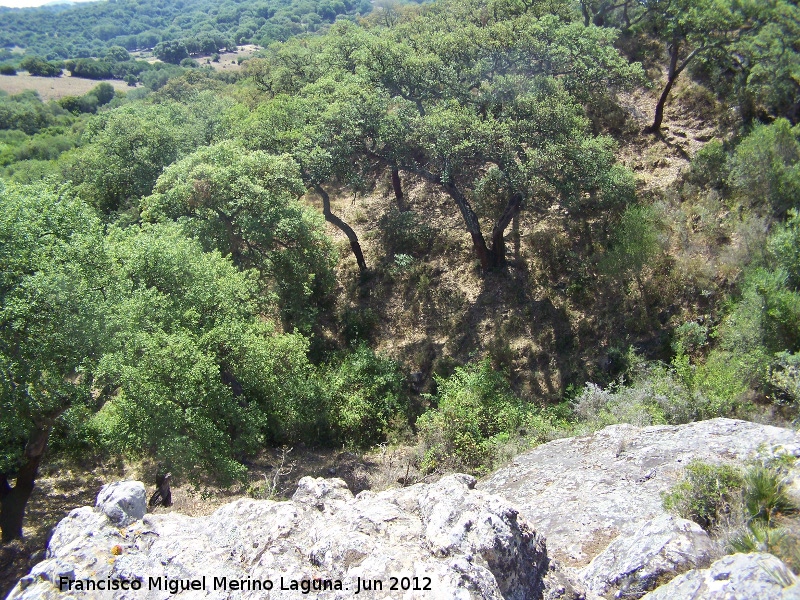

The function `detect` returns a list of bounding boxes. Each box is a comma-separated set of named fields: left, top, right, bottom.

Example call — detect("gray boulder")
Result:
left=8, top=474, right=563, bottom=600
left=641, top=552, right=800, bottom=600
left=479, top=418, right=800, bottom=566
left=578, top=515, right=715, bottom=598
left=96, top=480, right=147, bottom=526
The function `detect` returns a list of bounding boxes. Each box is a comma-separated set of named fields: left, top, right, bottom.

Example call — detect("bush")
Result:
left=416, top=359, right=527, bottom=475
left=687, top=139, right=727, bottom=189
left=770, top=351, right=800, bottom=414
left=572, top=355, right=733, bottom=430
left=321, top=344, right=408, bottom=447
left=68, top=58, right=113, bottom=80
left=0, top=64, right=16, bottom=76
left=663, top=461, right=745, bottom=530
left=378, top=209, right=434, bottom=258
left=743, top=465, right=797, bottom=526
left=728, top=119, right=800, bottom=217
left=19, top=56, right=62, bottom=77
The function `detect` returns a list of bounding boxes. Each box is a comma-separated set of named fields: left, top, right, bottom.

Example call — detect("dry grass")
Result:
left=0, top=72, right=133, bottom=101
left=202, top=44, right=260, bottom=72
left=135, top=44, right=260, bottom=73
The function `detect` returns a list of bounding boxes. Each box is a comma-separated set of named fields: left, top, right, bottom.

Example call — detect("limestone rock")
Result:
left=8, top=474, right=557, bottom=600
left=641, top=553, right=800, bottom=600
left=479, top=418, right=800, bottom=566
left=95, top=481, right=147, bottom=526
left=578, top=515, right=715, bottom=599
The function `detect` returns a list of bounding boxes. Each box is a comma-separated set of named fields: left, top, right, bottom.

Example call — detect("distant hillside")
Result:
left=0, top=0, right=377, bottom=59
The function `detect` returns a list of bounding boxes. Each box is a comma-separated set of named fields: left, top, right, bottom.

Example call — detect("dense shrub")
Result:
left=728, top=119, right=800, bottom=217
left=687, top=139, right=728, bottom=189
left=663, top=461, right=745, bottom=530
left=416, top=360, right=528, bottom=475
left=0, top=90, right=68, bottom=134
left=19, top=56, right=62, bottom=77
left=378, top=209, right=434, bottom=257
left=321, top=344, right=408, bottom=447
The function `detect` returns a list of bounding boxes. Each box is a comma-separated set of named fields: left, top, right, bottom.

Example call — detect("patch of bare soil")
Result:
left=615, top=74, right=728, bottom=192
left=202, top=44, right=260, bottom=72
left=135, top=44, right=260, bottom=72
left=0, top=72, right=134, bottom=101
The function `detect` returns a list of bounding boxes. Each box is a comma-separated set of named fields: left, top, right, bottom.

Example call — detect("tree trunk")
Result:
left=646, top=40, right=700, bottom=135
left=581, top=1, right=591, bottom=26
left=1, top=424, right=52, bottom=542
left=441, top=180, right=494, bottom=270
left=487, top=192, right=524, bottom=269
left=390, top=168, right=408, bottom=212
left=314, top=184, right=367, bottom=272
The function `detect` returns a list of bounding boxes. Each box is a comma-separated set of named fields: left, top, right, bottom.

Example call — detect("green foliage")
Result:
left=378, top=209, right=433, bottom=257
left=58, top=82, right=116, bottom=115
left=0, top=64, right=16, bottom=76
left=0, top=182, right=108, bottom=474
left=0, top=128, right=78, bottom=167
left=0, top=90, right=70, bottom=135
left=321, top=344, right=408, bottom=447
left=673, top=321, right=709, bottom=356
left=96, top=221, right=319, bottom=482
left=727, top=464, right=798, bottom=570
left=734, top=1, right=800, bottom=123
left=340, top=307, right=378, bottom=345
left=142, top=140, right=337, bottom=332
left=768, top=210, right=800, bottom=288
left=770, top=351, right=800, bottom=413
left=416, top=359, right=527, bottom=474
left=728, top=119, right=800, bottom=217
left=573, top=349, right=752, bottom=430
left=743, top=465, right=797, bottom=526
left=0, top=179, right=328, bottom=490
left=0, top=0, right=374, bottom=61
left=599, top=204, right=662, bottom=281
left=19, top=56, right=62, bottom=77
left=246, top=1, right=642, bottom=269
left=62, top=102, right=209, bottom=213
left=663, top=461, right=745, bottom=530
left=688, top=139, right=727, bottom=189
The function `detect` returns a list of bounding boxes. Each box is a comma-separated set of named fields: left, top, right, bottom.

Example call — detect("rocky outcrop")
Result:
left=95, top=481, right=147, bottom=527
left=578, top=515, right=715, bottom=598
left=10, top=418, right=800, bottom=599
left=8, top=474, right=568, bottom=600
left=479, top=418, right=800, bottom=567
left=640, top=553, right=800, bottom=600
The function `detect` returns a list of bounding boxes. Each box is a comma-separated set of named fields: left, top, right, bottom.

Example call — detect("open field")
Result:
left=202, top=43, right=260, bottom=72
left=0, top=72, right=134, bottom=101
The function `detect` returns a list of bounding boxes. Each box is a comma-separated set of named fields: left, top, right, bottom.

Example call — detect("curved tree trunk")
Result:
left=314, top=184, right=367, bottom=272
left=1, top=424, right=52, bottom=542
left=646, top=40, right=700, bottom=135
left=441, top=180, right=494, bottom=270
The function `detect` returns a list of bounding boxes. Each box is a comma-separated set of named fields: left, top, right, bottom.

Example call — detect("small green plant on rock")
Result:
left=664, top=459, right=799, bottom=571
left=662, top=461, right=745, bottom=530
